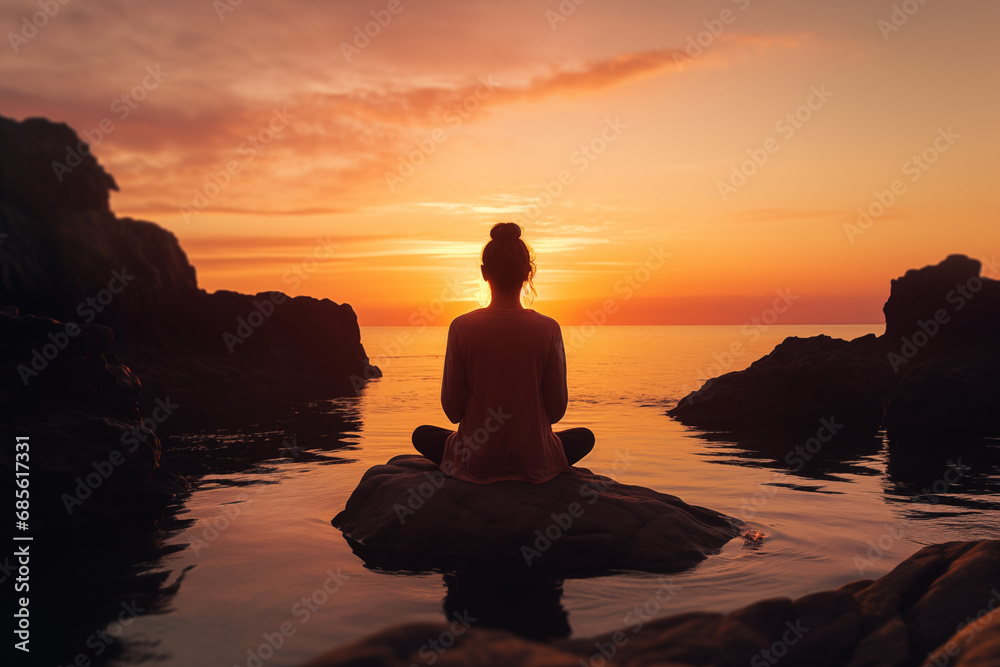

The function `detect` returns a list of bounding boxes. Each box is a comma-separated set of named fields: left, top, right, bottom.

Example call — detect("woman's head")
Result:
left=481, top=222, right=536, bottom=301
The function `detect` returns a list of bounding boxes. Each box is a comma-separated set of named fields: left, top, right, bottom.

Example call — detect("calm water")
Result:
left=109, top=325, right=1000, bottom=666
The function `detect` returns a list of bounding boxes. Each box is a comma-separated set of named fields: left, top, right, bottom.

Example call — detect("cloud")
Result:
left=0, top=0, right=811, bottom=217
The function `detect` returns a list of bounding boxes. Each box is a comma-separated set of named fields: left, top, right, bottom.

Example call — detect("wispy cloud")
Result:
left=2, top=2, right=813, bottom=218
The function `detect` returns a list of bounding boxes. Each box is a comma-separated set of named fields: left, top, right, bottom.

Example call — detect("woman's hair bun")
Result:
left=490, top=222, right=521, bottom=242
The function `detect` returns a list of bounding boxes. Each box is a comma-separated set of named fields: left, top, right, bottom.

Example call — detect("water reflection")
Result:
left=161, top=397, right=363, bottom=478
left=689, top=421, right=1000, bottom=515
left=691, top=426, right=884, bottom=483
left=884, top=431, right=1000, bottom=512
left=33, top=395, right=366, bottom=665
left=341, top=540, right=732, bottom=641
left=22, top=513, right=193, bottom=666
left=442, top=572, right=570, bottom=640
left=338, top=528, right=578, bottom=639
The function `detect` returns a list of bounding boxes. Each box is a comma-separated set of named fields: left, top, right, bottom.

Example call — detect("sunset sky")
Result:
left=2, top=0, right=997, bottom=325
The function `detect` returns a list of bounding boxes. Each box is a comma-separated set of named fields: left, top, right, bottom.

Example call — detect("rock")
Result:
left=332, top=455, right=742, bottom=575
left=882, top=254, right=999, bottom=343
left=925, top=609, right=1000, bottom=667
left=302, top=540, right=1000, bottom=667
left=670, top=256, right=1000, bottom=440
left=0, top=114, right=380, bottom=408
left=0, top=306, right=192, bottom=664
left=0, top=307, right=185, bottom=526
left=0, top=115, right=118, bottom=217
left=884, top=352, right=1000, bottom=440
left=669, top=334, right=884, bottom=432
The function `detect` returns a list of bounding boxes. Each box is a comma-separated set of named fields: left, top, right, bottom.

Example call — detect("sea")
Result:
left=103, top=325, right=1000, bottom=666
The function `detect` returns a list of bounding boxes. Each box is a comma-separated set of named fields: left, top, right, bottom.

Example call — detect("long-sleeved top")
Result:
left=439, top=308, right=571, bottom=483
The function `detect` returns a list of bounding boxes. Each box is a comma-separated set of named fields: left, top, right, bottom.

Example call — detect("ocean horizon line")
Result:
left=358, top=322, right=886, bottom=328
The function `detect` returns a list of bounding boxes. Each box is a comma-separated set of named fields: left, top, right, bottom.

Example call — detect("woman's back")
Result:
left=440, top=308, right=570, bottom=483
left=410, top=221, right=593, bottom=482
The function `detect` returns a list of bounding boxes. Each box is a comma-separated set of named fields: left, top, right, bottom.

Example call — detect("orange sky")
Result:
left=2, top=0, right=997, bottom=325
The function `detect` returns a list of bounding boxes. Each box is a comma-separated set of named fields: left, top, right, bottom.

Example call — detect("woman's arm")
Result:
left=541, top=326, right=568, bottom=424
left=441, top=321, right=468, bottom=423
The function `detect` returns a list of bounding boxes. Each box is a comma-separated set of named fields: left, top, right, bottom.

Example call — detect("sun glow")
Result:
left=2, top=0, right=995, bottom=325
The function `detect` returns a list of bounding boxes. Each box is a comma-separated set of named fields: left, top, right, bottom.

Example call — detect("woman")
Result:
left=411, top=222, right=595, bottom=483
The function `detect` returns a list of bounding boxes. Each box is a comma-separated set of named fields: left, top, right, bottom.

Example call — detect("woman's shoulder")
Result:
left=451, top=309, right=486, bottom=325
left=448, top=309, right=487, bottom=334
left=453, top=308, right=560, bottom=330
left=523, top=309, right=561, bottom=329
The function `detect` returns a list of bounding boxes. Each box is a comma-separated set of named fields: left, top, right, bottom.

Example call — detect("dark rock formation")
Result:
left=0, top=113, right=381, bottom=664
left=0, top=114, right=380, bottom=408
left=332, top=455, right=742, bottom=575
left=670, top=255, right=1000, bottom=439
left=0, top=309, right=192, bottom=666
left=883, top=254, right=999, bottom=342
left=303, top=540, right=1000, bottom=667
left=670, top=334, right=885, bottom=432
left=0, top=307, right=185, bottom=526
left=0, top=116, right=119, bottom=217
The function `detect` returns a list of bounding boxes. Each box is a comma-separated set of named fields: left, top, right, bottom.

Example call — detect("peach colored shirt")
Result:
left=440, top=308, right=570, bottom=484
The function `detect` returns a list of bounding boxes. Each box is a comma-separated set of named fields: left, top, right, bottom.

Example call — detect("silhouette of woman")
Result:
left=411, top=222, right=595, bottom=483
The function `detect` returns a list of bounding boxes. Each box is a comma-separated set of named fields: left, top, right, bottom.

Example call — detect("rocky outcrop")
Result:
left=332, top=455, right=742, bottom=575
left=670, top=334, right=885, bottom=432
left=0, top=304, right=192, bottom=664
left=0, top=116, right=119, bottom=218
left=0, top=114, right=380, bottom=405
left=883, top=254, right=999, bottom=342
left=303, top=540, right=1000, bottom=667
left=0, top=307, right=185, bottom=526
left=670, top=255, right=1000, bottom=439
